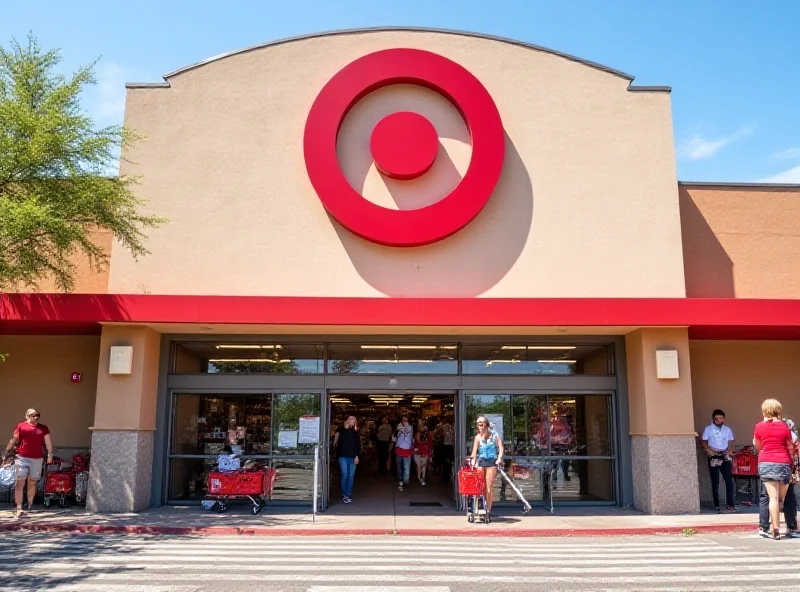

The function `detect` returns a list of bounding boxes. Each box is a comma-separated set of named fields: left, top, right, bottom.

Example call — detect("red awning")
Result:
left=1, top=293, right=799, bottom=339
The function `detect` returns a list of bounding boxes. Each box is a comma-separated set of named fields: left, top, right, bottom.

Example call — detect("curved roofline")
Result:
left=149, top=27, right=662, bottom=90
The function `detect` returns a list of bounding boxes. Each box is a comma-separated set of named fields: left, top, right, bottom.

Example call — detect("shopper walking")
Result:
left=414, top=425, right=433, bottom=486
left=376, top=416, right=393, bottom=477
left=700, top=409, right=737, bottom=512
left=5, top=408, right=53, bottom=518
left=395, top=416, right=414, bottom=491
left=470, top=415, right=505, bottom=516
left=441, top=417, right=455, bottom=485
left=758, top=418, right=799, bottom=538
left=333, top=416, right=360, bottom=504
left=754, top=399, right=795, bottom=539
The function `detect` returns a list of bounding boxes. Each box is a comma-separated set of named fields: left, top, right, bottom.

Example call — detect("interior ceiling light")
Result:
left=537, top=360, right=577, bottom=364
left=501, top=345, right=576, bottom=350
left=360, top=345, right=456, bottom=350
left=215, top=344, right=282, bottom=350
left=208, top=358, right=292, bottom=363
left=361, top=359, right=433, bottom=364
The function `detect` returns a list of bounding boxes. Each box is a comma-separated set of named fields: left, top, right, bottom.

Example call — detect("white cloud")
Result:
left=771, top=147, right=800, bottom=161
left=758, top=165, right=800, bottom=183
left=678, top=126, right=754, bottom=160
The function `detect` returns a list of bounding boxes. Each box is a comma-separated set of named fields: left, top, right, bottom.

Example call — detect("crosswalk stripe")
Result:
left=0, top=537, right=719, bottom=552
left=4, top=562, right=790, bottom=575
left=4, top=587, right=198, bottom=592
left=308, top=588, right=451, bottom=592
left=13, top=573, right=800, bottom=584
left=0, top=551, right=773, bottom=563
left=0, top=554, right=779, bottom=572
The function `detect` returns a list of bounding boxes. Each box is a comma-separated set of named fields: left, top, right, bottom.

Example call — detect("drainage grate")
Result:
left=409, top=501, right=443, bottom=507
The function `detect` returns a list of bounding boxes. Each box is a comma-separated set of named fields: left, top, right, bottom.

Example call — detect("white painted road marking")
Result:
left=2, top=533, right=800, bottom=591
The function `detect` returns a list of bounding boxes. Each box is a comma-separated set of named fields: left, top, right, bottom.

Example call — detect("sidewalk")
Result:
left=0, top=504, right=761, bottom=537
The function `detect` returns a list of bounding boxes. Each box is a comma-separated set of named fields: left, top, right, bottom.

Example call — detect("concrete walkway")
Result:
left=0, top=504, right=762, bottom=537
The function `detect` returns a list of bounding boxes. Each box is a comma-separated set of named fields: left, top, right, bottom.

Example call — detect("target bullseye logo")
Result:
left=303, top=48, right=505, bottom=247
left=370, top=111, right=439, bottom=181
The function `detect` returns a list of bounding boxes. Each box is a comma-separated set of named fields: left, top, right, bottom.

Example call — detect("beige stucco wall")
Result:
left=626, top=328, right=696, bottom=435
left=690, top=340, right=800, bottom=444
left=0, top=336, right=99, bottom=448
left=93, top=326, right=161, bottom=430
left=112, top=30, right=685, bottom=299
left=680, top=185, right=800, bottom=298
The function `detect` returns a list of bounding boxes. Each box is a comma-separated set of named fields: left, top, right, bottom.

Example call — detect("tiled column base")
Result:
left=87, top=430, right=154, bottom=513
left=631, top=435, right=700, bottom=514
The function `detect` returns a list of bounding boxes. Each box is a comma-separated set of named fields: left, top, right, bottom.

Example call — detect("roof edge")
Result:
left=125, top=82, right=170, bottom=89
left=679, top=181, right=800, bottom=190
left=627, top=85, right=671, bottom=93
left=158, top=26, right=639, bottom=83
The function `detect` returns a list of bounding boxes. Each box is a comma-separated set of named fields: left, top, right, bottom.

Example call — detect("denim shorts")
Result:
left=759, top=462, right=791, bottom=484
left=15, top=456, right=44, bottom=480
left=477, top=457, right=497, bottom=468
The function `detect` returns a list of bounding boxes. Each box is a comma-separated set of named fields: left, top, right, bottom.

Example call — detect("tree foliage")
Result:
left=0, top=34, right=164, bottom=291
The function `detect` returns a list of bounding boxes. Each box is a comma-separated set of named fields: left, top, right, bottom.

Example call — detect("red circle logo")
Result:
left=303, top=48, right=505, bottom=247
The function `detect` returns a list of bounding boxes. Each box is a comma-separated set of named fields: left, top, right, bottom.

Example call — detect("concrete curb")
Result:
left=0, top=522, right=757, bottom=537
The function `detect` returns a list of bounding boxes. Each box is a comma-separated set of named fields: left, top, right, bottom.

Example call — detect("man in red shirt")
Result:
left=5, top=408, right=53, bottom=517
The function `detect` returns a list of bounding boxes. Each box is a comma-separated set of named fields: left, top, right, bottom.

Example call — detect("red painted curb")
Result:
left=0, top=522, right=756, bottom=537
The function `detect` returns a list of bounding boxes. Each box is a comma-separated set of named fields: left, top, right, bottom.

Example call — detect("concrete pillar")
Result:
left=625, top=328, right=700, bottom=514
left=87, top=326, right=160, bottom=513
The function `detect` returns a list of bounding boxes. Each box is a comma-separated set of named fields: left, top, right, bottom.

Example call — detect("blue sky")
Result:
left=4, top=0, right=799, bottom=182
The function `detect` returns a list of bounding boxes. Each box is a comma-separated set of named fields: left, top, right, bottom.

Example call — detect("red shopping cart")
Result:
left=205, top=468, right=276, bottom=515
left=458, top=460, right=488, bottom=524
left=43, top=470, right=76, bottom=508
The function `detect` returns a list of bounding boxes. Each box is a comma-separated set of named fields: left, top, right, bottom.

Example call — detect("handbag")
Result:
left=791, top=461, right=800, bottom=485
left=0, top=458, right=17, bottom=489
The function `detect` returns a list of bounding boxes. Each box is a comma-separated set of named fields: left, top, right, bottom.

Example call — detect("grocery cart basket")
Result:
left=204, top=468, right=276, bottom=515
left=43, top=470, right=77, bottom=508
left=458, top=460, right=489, bottom=524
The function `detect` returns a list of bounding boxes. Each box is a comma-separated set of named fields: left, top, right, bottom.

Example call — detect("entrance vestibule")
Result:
left=327, top=392, right=457, bottom=512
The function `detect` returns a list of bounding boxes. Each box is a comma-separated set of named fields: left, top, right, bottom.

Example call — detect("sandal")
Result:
left=773, top=530, right=782, bottom=540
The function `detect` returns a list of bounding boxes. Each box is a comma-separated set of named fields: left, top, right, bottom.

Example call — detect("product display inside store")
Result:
left=169, top=393, right=320, bottom=502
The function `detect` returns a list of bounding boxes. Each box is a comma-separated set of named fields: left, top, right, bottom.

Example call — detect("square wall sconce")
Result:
left=109, top=345, right=134, bottom=375
left=655, top=349, right=679, bottom=379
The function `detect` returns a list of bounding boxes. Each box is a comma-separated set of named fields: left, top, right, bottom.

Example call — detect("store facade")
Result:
left=161, top=337, right=621, bottom=510
left=2, top=28, right=799, bottom=515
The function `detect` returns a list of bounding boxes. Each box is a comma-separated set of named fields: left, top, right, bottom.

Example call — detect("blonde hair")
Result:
left=761, top=399, right=782, bottom=419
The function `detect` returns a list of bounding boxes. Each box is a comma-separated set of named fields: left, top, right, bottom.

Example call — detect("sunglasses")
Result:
left=28, top=414, right=40, bottom=418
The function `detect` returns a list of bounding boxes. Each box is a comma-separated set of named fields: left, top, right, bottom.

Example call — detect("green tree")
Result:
left=0, top=34, right=164, bottom=291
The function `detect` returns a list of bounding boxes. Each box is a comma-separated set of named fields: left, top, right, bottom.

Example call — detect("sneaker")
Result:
left=343, top=496, right=352, bottom=504
left=758, top=527, right=771, bottom=538
left=786, top=529, right=797, bottom=539
left=726, top=505, right=738, bottom=513
left=714, top=506, right=721, bottom=514
left=421, top=480, right=426, bottom=486
left=398, top=482, right=404, bottom=491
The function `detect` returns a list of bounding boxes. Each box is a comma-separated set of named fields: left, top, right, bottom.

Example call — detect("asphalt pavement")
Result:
left=1, top=531, right=798, bottom=591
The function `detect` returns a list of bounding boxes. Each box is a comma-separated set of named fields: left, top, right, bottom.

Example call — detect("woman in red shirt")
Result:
left=5, top=408, right=53, bottom=518
left=754, top=399, right=795, bottom=539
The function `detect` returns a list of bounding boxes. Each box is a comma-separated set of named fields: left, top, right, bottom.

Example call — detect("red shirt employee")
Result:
left=6, top=408, right=53, bottom=518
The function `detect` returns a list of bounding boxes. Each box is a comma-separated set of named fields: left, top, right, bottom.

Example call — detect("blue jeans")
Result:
left=397, top=454, right=411, bottom=483
left=338, top=457, right=356, bottom=497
